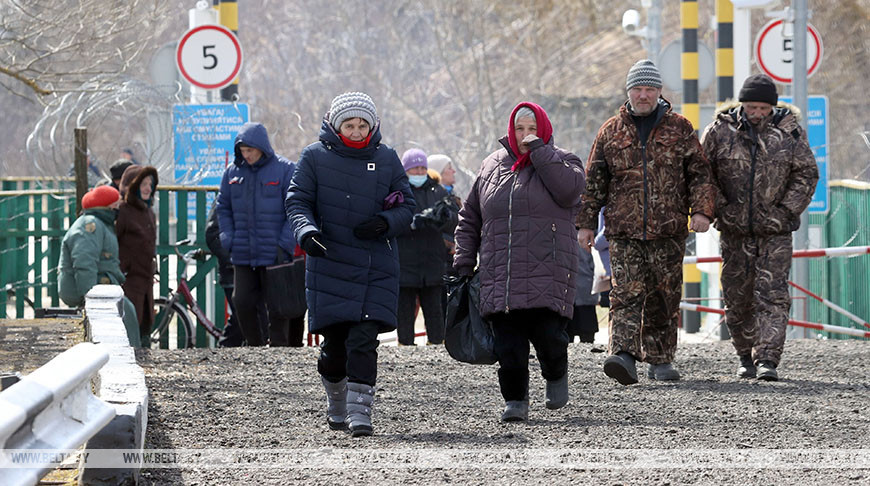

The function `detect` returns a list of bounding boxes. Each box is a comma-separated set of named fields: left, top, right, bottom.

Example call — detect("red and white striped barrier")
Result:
left=679, top=302, right=870, bottom=339
left=788, top=281, right=870, bottom=330
left=682, top=245, right=870, bottom=265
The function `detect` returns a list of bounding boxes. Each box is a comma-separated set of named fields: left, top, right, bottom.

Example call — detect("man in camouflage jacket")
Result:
left=701, top=74, right=818, bottom=381
left=577, top=60, right=716, bottom=385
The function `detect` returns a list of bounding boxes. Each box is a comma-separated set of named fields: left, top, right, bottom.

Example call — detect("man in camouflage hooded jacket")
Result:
left=701, top=73, right=818, bottom=381
left=577, top=60, right=716, bottom=385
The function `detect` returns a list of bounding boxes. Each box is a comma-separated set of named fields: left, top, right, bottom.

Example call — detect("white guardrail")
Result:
left=0, top=342, right=115, bottom=486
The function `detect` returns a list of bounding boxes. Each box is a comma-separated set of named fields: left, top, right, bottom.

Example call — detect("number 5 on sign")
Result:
left=176, top=24, right=243, bottom=90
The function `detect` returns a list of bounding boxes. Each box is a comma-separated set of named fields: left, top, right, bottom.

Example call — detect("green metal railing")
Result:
left=0, top=178, right=76, bottom=317
left=808, top=180, right=870, bottom=339
left=157, top=185, right=224, bottom=348
left=0, top=178, right=225, bottom=348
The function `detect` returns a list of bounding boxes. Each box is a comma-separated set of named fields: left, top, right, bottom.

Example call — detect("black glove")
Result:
left=301, top=232, right=327, bottom=257
left=411, top=212, right=437, bottom=230
left=353, top=216, right=388, bottom=240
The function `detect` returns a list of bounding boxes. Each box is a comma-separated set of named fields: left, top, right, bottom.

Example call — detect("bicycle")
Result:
left=150, top=238, right=223, bottom=349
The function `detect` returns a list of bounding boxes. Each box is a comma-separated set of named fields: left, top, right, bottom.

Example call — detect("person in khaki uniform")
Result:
left=59, top=185, right=140, bottom=346
left=577, top=60, right=716, bottom=385
left=701, top=74, right=818, bottom=381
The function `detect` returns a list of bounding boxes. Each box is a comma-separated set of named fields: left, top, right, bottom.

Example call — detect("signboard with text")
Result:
left=173, top=103, right=249, bottom=218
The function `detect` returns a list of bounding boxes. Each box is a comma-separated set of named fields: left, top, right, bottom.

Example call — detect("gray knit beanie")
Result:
left=328, top=92, right=378, bottom=131
left=626, top=60, right=663, bottom=90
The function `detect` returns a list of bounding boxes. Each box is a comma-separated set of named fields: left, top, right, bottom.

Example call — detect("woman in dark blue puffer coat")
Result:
left=285, top=92, right=415, bottom=437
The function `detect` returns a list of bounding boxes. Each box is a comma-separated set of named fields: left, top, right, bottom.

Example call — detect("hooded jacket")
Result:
left=453, top=105, right=586, bottom=319
left=59, top=208, right=125, bottom=307
left=577, top=98, right=716, bottom=240
left=116, top=166, right=158, bottom=294
left=285, top=118, right=416, bottom=332
left=701, top=101, right=818, bottom=236
left=216, top=122, right=296, bottom=267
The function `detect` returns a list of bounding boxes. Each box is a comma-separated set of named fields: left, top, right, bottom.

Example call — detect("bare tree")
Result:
left=0, top=0, right=170, bottom=102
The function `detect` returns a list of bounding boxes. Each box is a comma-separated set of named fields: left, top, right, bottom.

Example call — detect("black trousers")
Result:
left=490, top=308, right=569, bottom=402
left=567, top=305, right=598, bottom=343
left=219, top=285, right=270, bottom=347
left=397, top=285, right=445, bottom=345
left=232, top=265, right=293, bottom=347
left=317, top=321, right=380, bottom=386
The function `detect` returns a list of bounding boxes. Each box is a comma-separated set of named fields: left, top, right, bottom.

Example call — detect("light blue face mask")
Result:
left=408, top=174, right=428, bottom=187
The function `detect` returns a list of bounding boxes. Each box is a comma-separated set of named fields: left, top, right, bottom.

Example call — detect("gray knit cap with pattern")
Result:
left=625, top=59, right=663, bottom=90
left=328, top=92, right=378, bottom=130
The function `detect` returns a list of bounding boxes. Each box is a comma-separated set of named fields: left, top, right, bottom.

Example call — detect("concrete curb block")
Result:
left=80, top=285, right=148, bottom=485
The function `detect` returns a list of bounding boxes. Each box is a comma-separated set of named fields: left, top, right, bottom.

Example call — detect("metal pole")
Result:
left=648, top=0, right=663, bottom=64
left=792, top=0, right=810, bottom=335
left=681, top=0, right=701, bottom=334
left=716, top=0, right=734, bottom=103
left=74, top=128, right=88, bottom=216
left=732, top=6, right=751, bottom=95
left=217, top=0, right=239, bottom=101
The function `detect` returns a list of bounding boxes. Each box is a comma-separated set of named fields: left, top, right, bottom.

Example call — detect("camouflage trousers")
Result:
left=720, top=233, right=792, bottom=365
left=608, top=237, right=686, bottom=364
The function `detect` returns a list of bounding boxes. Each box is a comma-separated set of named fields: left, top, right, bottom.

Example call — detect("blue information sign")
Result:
left=780, top=96, right=828, bottom=213
left=172, top=103, right=249, bottom=218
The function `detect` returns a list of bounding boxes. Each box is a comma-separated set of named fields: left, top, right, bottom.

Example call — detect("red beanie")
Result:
left=82, top=185, right=120, bottom=209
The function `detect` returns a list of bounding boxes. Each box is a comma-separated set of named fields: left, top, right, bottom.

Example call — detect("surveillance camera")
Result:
left=622, top=9, right=641, bottom=34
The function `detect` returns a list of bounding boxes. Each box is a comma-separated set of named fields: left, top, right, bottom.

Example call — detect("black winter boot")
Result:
left=737, top=354, right=756, bottom=378
left=603, top=351, right=638, bottom=385
left=756, top=360, right=779, bottom=381
left=647, top=362, right=681, bottom=381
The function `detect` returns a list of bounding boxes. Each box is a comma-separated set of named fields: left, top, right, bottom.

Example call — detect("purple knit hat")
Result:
left=401, top=148, right=428, bottom=171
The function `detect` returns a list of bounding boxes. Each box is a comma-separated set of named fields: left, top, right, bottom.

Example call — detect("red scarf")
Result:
left=339, top=132, right=373, bottom=149
left=507, top=102, right=553, bottom=172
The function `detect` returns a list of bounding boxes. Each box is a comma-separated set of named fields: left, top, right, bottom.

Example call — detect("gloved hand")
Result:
left=411, top=212, right=437, bottom=230
left=301, top=232, right=327, bottom=257
left=353, top=216, right=388, bottom=240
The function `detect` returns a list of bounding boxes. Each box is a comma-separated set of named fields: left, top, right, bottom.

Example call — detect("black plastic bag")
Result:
left=265, top=257, right=307, bottom=318
left=443, top=272, right=497, bottom=365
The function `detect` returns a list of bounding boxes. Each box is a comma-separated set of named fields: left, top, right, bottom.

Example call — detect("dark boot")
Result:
left=321, top=376, right=347, bottom=430
left=737, top=354, right=756, bottom=378
left=647, top=362, right=681, bottom=381
left=501, top=400, right=529, bottom=422
left=545, top=373, right=569, bottom=410
left=346, top=382, right=375, bottom=437
left=756, top=360, right=778, bottom=381
left=498, top=367, right=530, bottom=421
left=603, top=351, right=638, bottom=385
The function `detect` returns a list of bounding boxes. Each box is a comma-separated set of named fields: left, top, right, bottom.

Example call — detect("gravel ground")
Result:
left=138, top=339, right=870, bottom=485
left=0, top=317, right=82, bottom=374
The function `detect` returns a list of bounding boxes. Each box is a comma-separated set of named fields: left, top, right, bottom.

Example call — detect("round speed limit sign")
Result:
left=176, top=24, right=243, bottom=90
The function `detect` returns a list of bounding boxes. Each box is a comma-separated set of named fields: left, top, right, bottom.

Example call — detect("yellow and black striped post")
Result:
left=716, top=0, right=734, bottom=103
left=215, top=0, right=239, bottom=101
left=681, top=0, right=700, bottom=131
left=681, top=0, right=702, bottom=333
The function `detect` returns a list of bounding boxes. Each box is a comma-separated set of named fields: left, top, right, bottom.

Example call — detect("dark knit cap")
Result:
left=626, top=60, right=663, bottom=90
left=739, top=74, right=778, bottom=106
left=109, top=159, right=133, bottom=181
